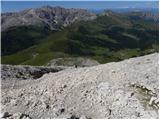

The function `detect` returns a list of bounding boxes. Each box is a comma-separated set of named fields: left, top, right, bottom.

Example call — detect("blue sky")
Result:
left=1, top=0, right=159, bottom=12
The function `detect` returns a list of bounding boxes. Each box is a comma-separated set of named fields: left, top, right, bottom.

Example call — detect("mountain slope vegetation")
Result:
left=2, top=11, right=159, bottom=66
left=1, top=26, right=51, bottom=56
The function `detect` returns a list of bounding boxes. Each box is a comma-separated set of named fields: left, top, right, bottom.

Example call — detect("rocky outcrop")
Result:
left=1, top=112, right=31, bottom=119
left=1, top=65, right=64, bottom=80
left=47, top=57, right=100, bottom=67
left=1, top=65, right=65, bottom=89
left=1, top=53, right=159, bottom=119
left=2, top=6, right=97, bottom=31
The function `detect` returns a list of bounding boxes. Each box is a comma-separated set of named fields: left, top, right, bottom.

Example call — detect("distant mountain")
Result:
left=100, top=10, right=159, bottom=23
left=90, top=8, right=159, bottom=14
left=2, top=8, right=158, bottom=66
left=125, top=11, right=159, bottom=23
left=2, top=6, right=97, bottom=31
left=1, top=6, right=97, bottom=56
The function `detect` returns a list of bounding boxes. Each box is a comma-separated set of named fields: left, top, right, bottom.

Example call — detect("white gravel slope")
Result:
left=1, top=53, right=159, bottom=119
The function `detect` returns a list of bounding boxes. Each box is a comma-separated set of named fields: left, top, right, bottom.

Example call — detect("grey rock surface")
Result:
left=1, top=53, right=159, bottom=119
left=2, top=6, right=97, bottom=31
left=47, top=57, right=100, bottom=67
left=1, top=65, right=65, bottom=89
left=1, top=64, right=64, bottom=80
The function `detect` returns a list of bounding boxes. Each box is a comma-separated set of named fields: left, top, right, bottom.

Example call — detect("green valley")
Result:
left=2, top=11, right=159, bottom=66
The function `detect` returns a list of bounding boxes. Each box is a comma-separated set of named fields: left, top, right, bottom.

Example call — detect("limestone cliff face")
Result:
left=1, top=53, right=159, bottom=119
left=1, top=6, right=97, bottom=31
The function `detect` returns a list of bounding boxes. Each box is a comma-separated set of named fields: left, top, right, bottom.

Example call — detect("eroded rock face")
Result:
left=1, top=53, right=159, bottom=119
left=1, top=65, right=65, bottom=89
left=1, top=65, right=64, bottom=80
left=47, top=57, right=100, bottom=67
left=0, top=112, right=31, bottom=119
left=2, top=6, right=97, bottom=31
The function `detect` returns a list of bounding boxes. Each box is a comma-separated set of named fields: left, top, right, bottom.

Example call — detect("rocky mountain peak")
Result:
left=2, top=6, right=97, bottom=31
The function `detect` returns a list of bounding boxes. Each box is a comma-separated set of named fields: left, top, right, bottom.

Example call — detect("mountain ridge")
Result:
left=2, top=6, right=97, bottom=31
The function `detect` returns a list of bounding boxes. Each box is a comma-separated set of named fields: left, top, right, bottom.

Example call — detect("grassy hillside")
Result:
left=2, top=12, right=159, bottom=66
left=2, top=26, right=51, bottom=56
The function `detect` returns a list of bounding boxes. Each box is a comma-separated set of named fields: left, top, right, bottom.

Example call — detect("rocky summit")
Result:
left=1, top=53, right=159, bottom=119
left=1, top=6, right=97, bottom=31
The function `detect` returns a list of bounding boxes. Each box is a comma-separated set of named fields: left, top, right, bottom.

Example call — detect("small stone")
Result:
left=130, top=92, right=134, bottom=97
left=63, top=85, right=67, bottom=88
left=149, top=96, right=157, bottom=105
left=135, top=112, right=140, bottom=117
left=153, top=104, right=159, bottom=109
left=145, top=75, right=149, bottom=79
left=154, top=99, right=159, bottom=104
left=141, top=86, right=144, bottom=89
left=46, top=104, right=50, bottom=109
left=18, top=93, right=24, bottom=97
left=12, top=112, right=22, bottom=119
left=108, top=109, right=112, bottom=115
left=130, top=82, right=135, bottom=86
left=21, top=113, right=31, bottom=119
left=1, top=112, right=10, bottom=118
left=60, top=108, right=65, bottom=113
left=86, top=90, right=89, bottom=93
left=24, top=101, right=30, bottom=106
